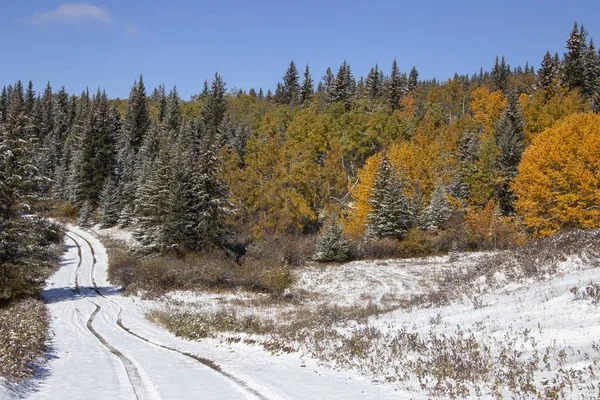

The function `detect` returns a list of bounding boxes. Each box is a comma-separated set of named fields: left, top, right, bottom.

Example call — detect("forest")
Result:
left=1, top=22, right=600, bottom=301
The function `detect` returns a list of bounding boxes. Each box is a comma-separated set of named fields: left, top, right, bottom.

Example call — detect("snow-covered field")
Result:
left=3, top=226, right=599, bottom=399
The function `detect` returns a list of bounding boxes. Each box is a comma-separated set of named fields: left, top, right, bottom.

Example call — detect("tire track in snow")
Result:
left=67, top=232, right=152, bottom=400
left=70, top=229, right=270, bottom=400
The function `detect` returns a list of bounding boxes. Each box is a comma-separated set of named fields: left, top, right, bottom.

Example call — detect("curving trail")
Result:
left=26, top=226, right=400, bottom=400
left=29, top=228, right=266, bottom=400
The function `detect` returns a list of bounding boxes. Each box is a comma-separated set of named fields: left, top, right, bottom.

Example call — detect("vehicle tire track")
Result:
left=67, top=232, right=151, bottom=400
left=69, top=229, right=270, bottom=400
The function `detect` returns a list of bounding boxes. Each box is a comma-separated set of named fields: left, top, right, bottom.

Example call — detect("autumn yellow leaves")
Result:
left=513, top=113, right=600, bottom=236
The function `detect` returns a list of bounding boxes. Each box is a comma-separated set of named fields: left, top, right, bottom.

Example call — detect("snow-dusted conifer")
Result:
left=420, top=182, right=451, bottom=231
left=78, top=201, right=93, bottom=228
left=313, top=218, right=352, bottom=262
left=99, top=176, right=119, bottom=228
left=366, top=158, right=412, bottom=240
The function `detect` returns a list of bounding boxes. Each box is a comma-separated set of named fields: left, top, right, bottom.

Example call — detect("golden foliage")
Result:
left=519, top=88, right=586, bottom=144
left=471, top=87, right=507, bottom=134
left=513, top=113, right=600, bottom=236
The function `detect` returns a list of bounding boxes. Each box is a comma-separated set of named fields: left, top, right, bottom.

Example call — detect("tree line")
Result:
left=1, top=22, right=599, bottom=271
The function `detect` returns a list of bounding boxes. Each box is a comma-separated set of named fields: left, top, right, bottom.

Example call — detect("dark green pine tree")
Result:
left=419, top=181, right=451, bottom=231
left=327, top=60, right=356, bottom=110
left=312, top=217, right=352, bottom=262
left=38, top=83, right=58, bottom=183
left=258, top=88, right=264, bottom=99
left=366, top=64, right=382, bottom=99
left=322, top=67, right=335, bottom=93
left=134, top=135, right=172, bottom=247
left=99, top=174, right=120, bottom=228
left=538, top=50, right=559, bottom=98
left=24, top=81, right=36, bottom=117
left=491, top=56, right=511, bottom=92
left=494, top=91, right=525, bottom=215
left=367, top=160, right=412, bottom=240
left=163, top=86, right=182, bottom=134
left=388, top=58, right=406, bottom=110
left=122, top=75, right=150, bottom=153
left=408, top=66, right=419, bottom=92
left=192, top=136, right=233, bottom=250
left=248, top=88, right=257, bottom=98
left=72, top=90, right=116, bottom=205
left=281, top=60, right=300, bottom=105
left=203, top=73, right=227, bottom=134
left=0, top=87, right=9, bottom=123
left=299, top=63, right=314, bottom=104
left=562, top=22, right=587, bottom=91
left=583, top=39, right=600, bottom=105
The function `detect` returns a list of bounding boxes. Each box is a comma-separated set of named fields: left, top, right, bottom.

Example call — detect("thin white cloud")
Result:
left=32, top=3, right=112, bottom=26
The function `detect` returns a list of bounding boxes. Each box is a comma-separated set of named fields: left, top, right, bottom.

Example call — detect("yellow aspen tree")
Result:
left=513, top=113, right=600, bottom=236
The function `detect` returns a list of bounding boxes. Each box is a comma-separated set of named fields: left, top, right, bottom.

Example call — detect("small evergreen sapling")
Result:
left=313, top=218, right=352, bottom=263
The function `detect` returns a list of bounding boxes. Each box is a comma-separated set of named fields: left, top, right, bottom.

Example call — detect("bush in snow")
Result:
left=313, top=218, right=352, bottom=263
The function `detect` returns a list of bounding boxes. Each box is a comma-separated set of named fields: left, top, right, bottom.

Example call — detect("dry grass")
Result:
left=0, top=299, right=48, bottom=381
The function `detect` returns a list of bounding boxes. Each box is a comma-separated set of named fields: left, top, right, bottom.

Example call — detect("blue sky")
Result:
left=1, top=1, right=600, bottom=99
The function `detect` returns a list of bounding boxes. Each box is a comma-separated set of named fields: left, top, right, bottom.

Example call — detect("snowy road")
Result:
left=25, top=227, right=399, bottom=400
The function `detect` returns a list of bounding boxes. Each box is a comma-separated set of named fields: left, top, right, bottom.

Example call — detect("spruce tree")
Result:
left=408, top=66, right=419, bottom=92
left=203, top=73, right=227, bottom=133
left=366, top=64, right=382, bottom=99
left=313, top=218, right=352, bottom=262
left=366, top=157, right=412, bottom=240
left=327, top=61, right=355, bottom=110
left=122, top=75, right=150, bottom=152
left=491, top=56, right=511, bottom=92
left=322, top=67, right=335, bottom=93
left=0, top=87, right=8, bottom=123
left=538, top=50, right=559, bottom=97
left=24, top=81, right=35, bottom=116
left=494, top=91, right=525, bottom=214
left=192, top=137, right=233, bottom=250
left=562, top=22, right=587, bottom=91
left=388, top=59, right=406, bottom=110
left=299, top=63, right=314, bottom=104
left=420, top=182, right=451, bottom=231
left=281, top=60, right=300, bottom=105
left=164, top=86, right=182, bottom=134
left=78, top=200, right=93, bottom=228
left=583, top=39, right=600, bottom=103
left=99, top=176, right=119, bottom=228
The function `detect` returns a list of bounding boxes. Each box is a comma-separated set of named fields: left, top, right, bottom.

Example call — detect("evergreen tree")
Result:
left=163, top=86, right=182, bottom=133
left=562, top=22, right=587, bottom=91
left=491, top=56, right=511, bottom=92
left=192, top=138, right=233, bottom=250
left=366, top=157, right=412, bottom=240
left=366, top=64, right=382, bottom=99
left=327, top=60, right=355, bottom=109
left=312, top=218, right=352, bottom=262
left=538, top=50, right=559, bottom=97
left=78, top=200, right=93, bottom=227
left=248, top=88, right=257, bottom=98
left=322, top=67, right=335, bottom=93
left=408, top=66, right=419, bottom=92
left=299, top=63, right=314, bottom=104
left=583, top=39, right=600, bottom=103
left=24, top=81, right=35, bottom=116
left=99, top=176, right=119, bottom=228
left=122, top=75, right=150, bottom=152
left=420, top=182, right=451, bottom=231
left=388, top=58, right=406, bottom=110
left=281, top=60, right=300, bottom=105
left=203, top=73, right=227, bottom=133
left=494, top=91, right=525, bottom=214
left=0, top=87, right=8, bottom=123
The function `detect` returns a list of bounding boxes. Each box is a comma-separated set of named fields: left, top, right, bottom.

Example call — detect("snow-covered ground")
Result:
left=1, top=227, right=402, bottom=399
left=4, top=225, right=599, bottom=399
